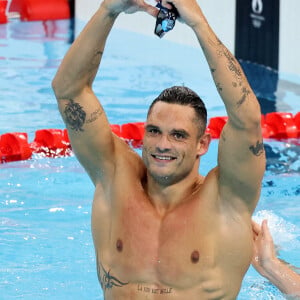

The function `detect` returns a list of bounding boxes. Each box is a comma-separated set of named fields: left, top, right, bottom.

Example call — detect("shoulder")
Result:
left=112, top=138, right=146, bottom=182
left=202, top=167, right=254, bottom=214
left=202, top=167, right=219, bottom=188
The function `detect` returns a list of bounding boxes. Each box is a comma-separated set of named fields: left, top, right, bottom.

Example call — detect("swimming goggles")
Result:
left=154, top=1, right=179, bottom=38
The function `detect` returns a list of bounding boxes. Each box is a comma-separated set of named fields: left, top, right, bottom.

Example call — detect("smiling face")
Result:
left=142, top=102, right=210, bottom=186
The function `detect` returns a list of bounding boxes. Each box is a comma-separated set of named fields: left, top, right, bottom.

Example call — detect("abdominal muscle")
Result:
left=101, top=282, right=232, bottom=300
left=97, top=250, right=243, bottom=300
left=97, top=260, right=241, bottom=300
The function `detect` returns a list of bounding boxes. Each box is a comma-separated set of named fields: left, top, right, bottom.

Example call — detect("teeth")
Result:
left=155, top=155, right=173, bottom=160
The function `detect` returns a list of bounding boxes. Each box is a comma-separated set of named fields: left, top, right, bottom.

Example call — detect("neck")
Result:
left=146, top=170, right=204, bottom=216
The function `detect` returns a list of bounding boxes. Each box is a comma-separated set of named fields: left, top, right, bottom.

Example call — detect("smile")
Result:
left=152, top=154, right=176, bottom=161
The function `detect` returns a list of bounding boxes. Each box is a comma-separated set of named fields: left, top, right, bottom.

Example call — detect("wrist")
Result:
left=190, top=16, right=211, bottom=40
left=100, top=1, right=121, bottom=19
left=262, top=257, right=284, bottom=279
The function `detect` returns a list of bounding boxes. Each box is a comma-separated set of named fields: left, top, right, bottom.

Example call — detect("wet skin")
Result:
left=53, top=1, right=265, bottom=298
left=91, top=103, right=253, bottom=300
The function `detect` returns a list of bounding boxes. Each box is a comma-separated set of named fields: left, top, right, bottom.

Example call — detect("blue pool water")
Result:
left=0, top=19, right=299, bottom=299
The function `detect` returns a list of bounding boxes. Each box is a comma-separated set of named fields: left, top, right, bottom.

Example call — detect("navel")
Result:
left=191, top=250, right=200, bottom=264
left=116, top=239, right=123, bottom=252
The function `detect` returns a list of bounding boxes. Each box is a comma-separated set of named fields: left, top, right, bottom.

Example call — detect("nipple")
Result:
left=116, top=239, right=123, bottom=252
left=191, top=250, right=200, bottom=264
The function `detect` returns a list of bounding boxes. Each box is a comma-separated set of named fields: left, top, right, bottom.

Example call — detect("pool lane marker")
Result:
left=1, top=112, right=300, bottom=164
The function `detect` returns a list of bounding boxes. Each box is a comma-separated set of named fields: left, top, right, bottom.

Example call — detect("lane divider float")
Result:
left=1, top=0, right=70, bottom=23
left=0, top=0, right=8, bottom=24
left=1, top=112, right=300, bottom=164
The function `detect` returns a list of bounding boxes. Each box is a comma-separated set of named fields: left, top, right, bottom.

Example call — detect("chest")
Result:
left=93, top=181, right=252, bottom=289
left=100, top=193, right=233, bottom=286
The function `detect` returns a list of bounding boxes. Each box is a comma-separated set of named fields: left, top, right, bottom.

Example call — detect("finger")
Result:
left=252, top=232, right=258, bottom=241
left=251, top=220, right=261, bottom=235
left=262, top=219, right=273, bottom=242
left=144, top=0, right=159, bottom=5
left=144, top=4, right=159, bottom=17
left=161, top=0, right=173, bottom=10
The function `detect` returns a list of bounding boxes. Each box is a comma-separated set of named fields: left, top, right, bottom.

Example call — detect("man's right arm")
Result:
left=52, top=1, right=158, bottom=185
left=52, top=3, right=121, bottom=185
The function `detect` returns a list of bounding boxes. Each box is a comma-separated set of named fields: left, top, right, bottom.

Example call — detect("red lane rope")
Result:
left=0, top=0, right=8, bottom=24
left=1, top=112, right=300, bottom=164
left=1, top=0, right=70, bottom=23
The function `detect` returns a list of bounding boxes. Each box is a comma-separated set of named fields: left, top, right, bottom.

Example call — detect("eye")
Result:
left=146, top=126, right=160, bottom=136
left=172, top=132, right=185, bottom=140
left=149, top=128, right=158, bottom=134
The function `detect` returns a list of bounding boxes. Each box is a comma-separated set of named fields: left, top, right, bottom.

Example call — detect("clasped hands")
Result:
left=101, top=0, right=204, bottom=29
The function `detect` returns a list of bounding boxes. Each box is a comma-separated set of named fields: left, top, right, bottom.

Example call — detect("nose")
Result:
left=156, top=135, right=171, bottom=153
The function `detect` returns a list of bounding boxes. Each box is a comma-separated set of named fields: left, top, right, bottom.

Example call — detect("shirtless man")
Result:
left=52, top=0, right=266, bottom=299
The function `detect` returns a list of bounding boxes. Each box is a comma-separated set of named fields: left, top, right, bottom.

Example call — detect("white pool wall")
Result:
left=74, top=1, right=235, bottom=53
left=75, top=0, right=300, bottom=75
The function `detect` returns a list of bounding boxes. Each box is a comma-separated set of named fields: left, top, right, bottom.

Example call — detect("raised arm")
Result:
left=252, top=220, right=300, bottom=297
left=164, top=0, right=265, bottom=211
left=52, top=0, right=157, bottom=185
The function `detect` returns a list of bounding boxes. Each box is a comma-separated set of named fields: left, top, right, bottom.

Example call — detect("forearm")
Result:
left=52, top=3, right=118, bottom=99
left=262, top=258, right=300, bottom=296
left=191, top=12, right=261, bottom=128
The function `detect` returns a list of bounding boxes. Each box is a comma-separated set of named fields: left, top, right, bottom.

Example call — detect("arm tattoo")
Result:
left=86, top=108, right=103, bottom=124
left=97, top=260, right=129, bottom=291
left=64, top=99, right=86, bottom=131
left=216, top=82, right=223, bottom=92
left=249, top=141, right=264, bottom=156
left=222, top=47, right=254, bottom=108
left=209, top=37, right=253, bottom=108
left=210, top=37, right=242, bottom=78
left=236, top=87, right=251, bottom=108
left=64, top=99, right=103, bottom=131
left=88, top=50, right=104, bottom=73
left=223, top=47, right=242, bottom=78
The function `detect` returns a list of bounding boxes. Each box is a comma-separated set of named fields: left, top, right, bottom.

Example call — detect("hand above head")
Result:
left=101, top=0, right=159, bottom=17
left=159, top=0, right=204, bottom=29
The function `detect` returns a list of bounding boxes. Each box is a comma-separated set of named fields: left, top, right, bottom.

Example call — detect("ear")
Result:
left=196, top=133, right=211, bottom=157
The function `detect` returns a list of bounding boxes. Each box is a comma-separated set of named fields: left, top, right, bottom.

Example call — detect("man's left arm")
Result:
left=203, top=31, right=265, bottom=211
left=195, top=12, right=265, bottom=211
left=169, top=0, right=266, bottom=211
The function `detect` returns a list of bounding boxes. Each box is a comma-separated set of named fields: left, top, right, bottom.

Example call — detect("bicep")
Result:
left=218, top=119, right=266, bottom=208
left=57, top=87, right=119, bottom=184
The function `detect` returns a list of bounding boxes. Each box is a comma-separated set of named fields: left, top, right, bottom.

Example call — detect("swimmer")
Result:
left=252, top=220, right=300, bottom=298
left=52, top=0, right=266, bottom=298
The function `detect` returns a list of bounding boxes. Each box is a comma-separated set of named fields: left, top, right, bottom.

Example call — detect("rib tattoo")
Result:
left=97, top=260, right=129, bottom=291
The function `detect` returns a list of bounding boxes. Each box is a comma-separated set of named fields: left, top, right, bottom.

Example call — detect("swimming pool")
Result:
left=0, top=19, right=299, bottom=299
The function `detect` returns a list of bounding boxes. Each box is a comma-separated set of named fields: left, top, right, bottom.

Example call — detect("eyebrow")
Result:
left=145, top=124, right=159, bottom=131
left=145, top=124, right=190, bottom=137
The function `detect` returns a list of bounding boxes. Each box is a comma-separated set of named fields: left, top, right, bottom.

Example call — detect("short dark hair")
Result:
left=147, top=86, right=207, bottom=136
